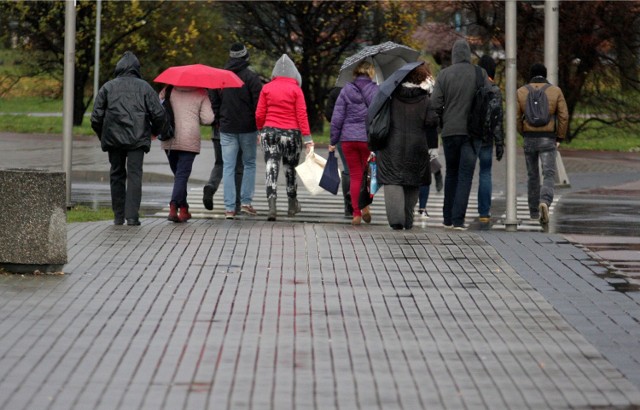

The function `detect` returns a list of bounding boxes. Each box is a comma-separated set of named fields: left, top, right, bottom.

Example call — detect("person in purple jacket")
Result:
left=328, top=61, right=379, bottom=225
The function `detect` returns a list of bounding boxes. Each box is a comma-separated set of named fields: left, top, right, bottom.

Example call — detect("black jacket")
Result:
left=377, top=86, right=438, bottom=187
left=211, top=58, right=263, bottom=134
left=91, top=52, right=167, bottom=153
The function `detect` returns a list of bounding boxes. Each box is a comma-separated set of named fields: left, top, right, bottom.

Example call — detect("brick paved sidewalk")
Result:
left=1, top=219, right=639, bottom=409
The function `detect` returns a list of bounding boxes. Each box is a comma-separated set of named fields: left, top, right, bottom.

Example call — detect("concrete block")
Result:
left=0, top=168, right=67, bottom=273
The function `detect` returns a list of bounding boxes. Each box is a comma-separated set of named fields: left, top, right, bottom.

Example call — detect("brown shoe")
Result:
left=351, top=216, right=362, bottom=225
left=362, top=206, right=371, bottom=223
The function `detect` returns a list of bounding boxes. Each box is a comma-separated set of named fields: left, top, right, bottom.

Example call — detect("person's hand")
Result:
left=496, top=144, right=504, bottom=161
left=556, top=141, right=561, bottom=148
left=305, top=142, right=314, bottom=155
left=328, top=145, right=336, bottom=153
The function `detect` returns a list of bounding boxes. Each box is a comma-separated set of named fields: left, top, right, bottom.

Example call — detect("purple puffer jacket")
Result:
left=330, top=76, right=379, bottom=145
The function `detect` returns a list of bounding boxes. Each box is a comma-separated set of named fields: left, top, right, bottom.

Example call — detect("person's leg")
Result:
left=337, top=142, right=352, bottom=216
left=451, top=137, right=480, bottom=227
left=281, top=129, right=302, bottom=199
left=220, top=132, right=240, bottom=213
left=539, top=137, right=557, bottom=207
left=261, top=128, right=282, bottom=201
left=384, top=184, right=405, bottom=229
left=170, top=151, right=196, bottom=208
left=523, top=137, right=541, bottom=218
left=238, top=131, right=258, bottom=207
left=441, top=136, right=461, bottom=227
left=203, top=136, right=223, bottom=210
left=404, top=185, right=419, bottom=229
left=108, top=149, right=127, bottom=224
left=477, top=143, right=493, bottom=218
left=418, top=184, right=430, bottom=217
left=342, top=142, right=364, bottom=217
left=124, top=148, right=145, bottom=223
left=235, top=147, right=243, bottom=212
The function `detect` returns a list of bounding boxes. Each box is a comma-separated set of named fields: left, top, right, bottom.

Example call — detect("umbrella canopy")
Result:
left=335, top=41, right=420, bottom=87
left=368, top=61, right=424, bottom=120
left=154, top=64, right=244, bottom=89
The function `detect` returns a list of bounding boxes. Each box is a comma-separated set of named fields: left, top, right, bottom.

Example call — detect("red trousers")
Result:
left=341, top=141, right=371, bottom=217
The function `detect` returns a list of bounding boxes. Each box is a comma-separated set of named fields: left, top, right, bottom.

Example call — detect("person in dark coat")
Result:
left=91, top=51, right=167, bottom=226
left=476, top=55, right=505, bottom=223
left=209, top=42, right=263, bottom=219
left=328, top=61, right=379, bottom=225
left=376, top=63, right=439, bottom=230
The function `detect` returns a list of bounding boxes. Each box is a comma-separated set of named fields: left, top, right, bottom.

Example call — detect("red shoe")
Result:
left=168, top=203, right=180, bottom=222
left=179, top=206, right=192, bottom=222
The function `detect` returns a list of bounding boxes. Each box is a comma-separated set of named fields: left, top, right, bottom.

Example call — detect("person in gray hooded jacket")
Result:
left=431, top=39, right=489, bottom=230
left=91, top=51, right=167, bottom=226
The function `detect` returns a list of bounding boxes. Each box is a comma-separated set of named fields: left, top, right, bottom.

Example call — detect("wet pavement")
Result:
left=1, top=132, right=640, bottom=409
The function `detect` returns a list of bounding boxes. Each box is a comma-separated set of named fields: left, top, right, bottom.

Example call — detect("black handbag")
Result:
left=358, top=162, right=373, bottom=209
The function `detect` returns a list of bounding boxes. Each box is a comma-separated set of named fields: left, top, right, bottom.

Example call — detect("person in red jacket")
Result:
left=255, top=54, right=314, bottom=221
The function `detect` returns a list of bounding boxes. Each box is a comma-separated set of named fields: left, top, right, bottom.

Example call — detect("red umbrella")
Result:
left=154, top=64, right=244, bottom=89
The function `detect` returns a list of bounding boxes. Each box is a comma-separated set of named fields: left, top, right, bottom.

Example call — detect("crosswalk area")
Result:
left=155, top=185, right=555, bottom=232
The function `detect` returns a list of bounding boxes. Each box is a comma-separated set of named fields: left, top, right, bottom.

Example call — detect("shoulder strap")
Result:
left=474, top=65, right=483, bottom=89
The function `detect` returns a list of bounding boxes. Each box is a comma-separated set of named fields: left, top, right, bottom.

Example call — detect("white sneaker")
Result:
left=453, top=225, right=468, bottom=231
left=418, top=209, right=430, bottom=219
left=538, top=203, right=549, bottom=225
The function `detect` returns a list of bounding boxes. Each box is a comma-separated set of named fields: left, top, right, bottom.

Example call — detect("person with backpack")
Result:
left=476, top=55, right=505, bottom=223
left=431, top=39, right=489, bottom=230
left=517, top=63, right=569, bottom=225
left=209, top=42, right=263, bottom=220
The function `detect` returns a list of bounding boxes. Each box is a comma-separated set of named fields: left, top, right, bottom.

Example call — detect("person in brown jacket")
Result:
left=517, top=63, right=569, bottom=225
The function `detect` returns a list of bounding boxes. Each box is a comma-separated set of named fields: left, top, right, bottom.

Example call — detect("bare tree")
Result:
left=221, top=1, right=371, bottom=133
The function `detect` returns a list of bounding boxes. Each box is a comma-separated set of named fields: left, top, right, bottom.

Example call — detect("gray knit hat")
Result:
left=229, top=43, right=248, bottom=59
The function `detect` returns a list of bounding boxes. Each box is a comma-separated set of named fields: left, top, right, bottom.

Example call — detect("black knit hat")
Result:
left=478, top=55, right=496, bottom=79
left=530, top=63, right=547, bottom=80
left=229, top=43, right=248, bottom=59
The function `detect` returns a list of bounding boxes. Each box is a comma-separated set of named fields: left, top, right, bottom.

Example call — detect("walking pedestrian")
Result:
left=255, top=54, right=314, bottom=221
left=160, top=85, right=214, bottom=223
left=417, top=148, right=443, bottom=219
left=431, top=39, right=489, bottom=230
left=91, top=51, right=168, bottom=226
left=328, top=61, right=379, bottom=226
left=209, top=42, right=263, bottom=220
left=517, top=63, right=569, bottom=225
left=376, top=62, right=439, bottom=230
left=476, top=55, right=505, bottom=223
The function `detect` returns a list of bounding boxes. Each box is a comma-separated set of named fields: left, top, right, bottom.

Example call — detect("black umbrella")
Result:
left=368, top=61, right=424, bottom=119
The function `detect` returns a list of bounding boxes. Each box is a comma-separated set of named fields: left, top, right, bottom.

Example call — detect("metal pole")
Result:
left=504, top=0, right=518, bottom=231
left=544, top=0, right=559, bottom=85
left=62, top=0, right=76, bottom=208
left=93, top=0, right=101, bottom=103
left=544, top=0, right=570, bottom=187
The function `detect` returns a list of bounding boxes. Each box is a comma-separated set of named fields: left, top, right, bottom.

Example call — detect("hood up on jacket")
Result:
left=271, top=54, right=302, bottom=86
left=451, top=39, right=471, bottom=65
left=114, top=51, right=141, bottom=78
left=224, top=57, right=250, bottom=74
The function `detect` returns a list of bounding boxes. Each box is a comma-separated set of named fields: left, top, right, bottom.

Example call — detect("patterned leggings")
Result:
left=260, top=127, right=302, bottom=200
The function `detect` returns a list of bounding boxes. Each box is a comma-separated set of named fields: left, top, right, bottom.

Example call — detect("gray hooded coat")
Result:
left=91, top=51, right=167, bottom=153
left=430, top=39, right=488, bottom=138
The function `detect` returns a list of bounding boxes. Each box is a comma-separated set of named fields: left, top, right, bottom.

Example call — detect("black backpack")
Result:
left=467, top=65, right=502, bottom=144
left=524, top=83, right=552, bottom=127
left=158, top=85, right=175, bottom=141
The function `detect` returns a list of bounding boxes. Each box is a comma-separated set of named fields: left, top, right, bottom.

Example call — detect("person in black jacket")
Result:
left=377, top=63, right=439, bottom=230
left=91, top=51, right=167, bottom=226
left=208, top=43, right=263, bottom=219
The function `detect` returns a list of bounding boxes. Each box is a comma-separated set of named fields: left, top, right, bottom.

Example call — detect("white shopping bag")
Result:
left=295, top=147, right=327, bottom=195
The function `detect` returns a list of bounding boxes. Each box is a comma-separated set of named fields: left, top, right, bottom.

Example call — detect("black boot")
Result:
left=341, top=173, right=353, bottom=217
left=268, top=197, right=277, bottom=221
left=287, top=197, right=301, bottom=217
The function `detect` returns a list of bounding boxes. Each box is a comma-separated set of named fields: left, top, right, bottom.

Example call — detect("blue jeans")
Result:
left=477, top=144, right=493, bottom=217
left=165, top=150, right=196, bottom=207
left=442, top=135, right=481, bottom=227
left=418, top=184, right=430, bottom=209
left=221, top=131, right=257, bottom=211
left=523, top=136, right=557, bottom=217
